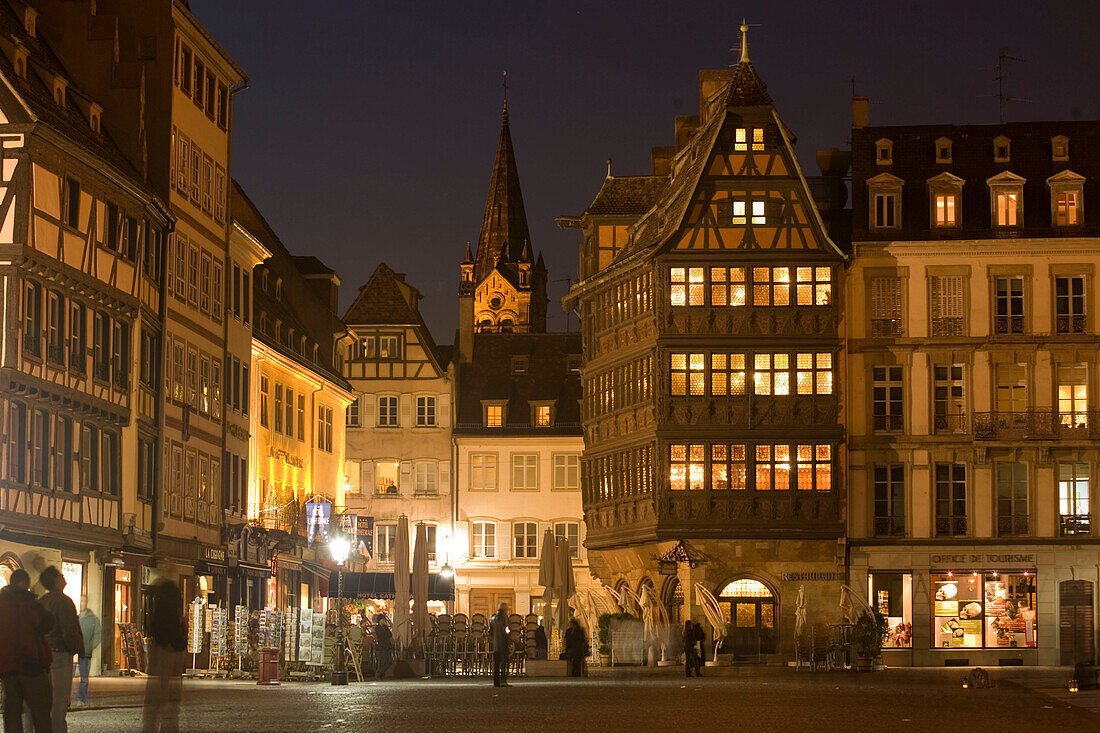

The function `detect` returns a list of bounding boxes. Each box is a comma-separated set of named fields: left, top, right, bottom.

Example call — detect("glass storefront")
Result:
left=932, top=571, right=1036, bottom=649
left=869, top=572, right=912, bottom=648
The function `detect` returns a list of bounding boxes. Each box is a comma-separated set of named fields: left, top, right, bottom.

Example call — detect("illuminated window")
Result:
left=534, top=404, right=551, bottom=427
left=553, top=454, right=580, bottom=489
left=1055, top=191, right=1080, bottom=226
left=710, top=267, right=746, bottom=307
left=512, top=454, right=538, bottom=490
left=670, top=267, right=685, bottom=306
left=796, top=444, right=832, bottom=491
left=753, top=127, right=764, bottom=151
left=752, top=267, right=790, bottom=306
left=994, top=190, right=1019, bottom=226
left=755, top=444, right=790, bottom=490
left=709, top=353, right=746, bottom=396
left=934, top=193, right=957, bottom=226
left=513, top=522, right=538, bottom=559
left=470, top=454, right=497, bottom=490
left=1057, top=363, right=1088, bottom=428
left=751, top=200, right=766, bottom=224
left=670, top=444, right=704, bottom=491
left=710, top=444, right=746, bottom=490
left=796, top=352, right=832, bottom=395
left=687, top=267, right=704, bottom=305
left=719, top=579, right=772, bottom=598
left=670, top=353, right=705, bottom=396
left=753, top=353, right=789, bottom=396
left=732, top=201, right=746, bottom=224
left=485, top=404, right=504, bottom=428
left=1057, top=462, right=1090, bottom=535
left=795, top=266, right=831, bottom=306
left=733, top=128, right=764, bottom=152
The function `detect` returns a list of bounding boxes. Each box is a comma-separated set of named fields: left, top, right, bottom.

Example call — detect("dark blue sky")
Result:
left=191, top=0, right=1100, bottom=339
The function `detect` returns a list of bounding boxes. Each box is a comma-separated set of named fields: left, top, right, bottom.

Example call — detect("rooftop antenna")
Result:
left=552, top=277, right=576, bottom=332
left=993, top=49, right=1030, bottom=123
left=730, top=18, right=761, bottom=64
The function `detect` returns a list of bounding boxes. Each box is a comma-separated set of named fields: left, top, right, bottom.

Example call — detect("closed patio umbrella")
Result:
left=412, top=522, right=430, bottom=647
left=537, top=529, right=556, bottom=635
left=554, top=537, right=576, bottom=632
left=393, top=515, right=411, bottom=652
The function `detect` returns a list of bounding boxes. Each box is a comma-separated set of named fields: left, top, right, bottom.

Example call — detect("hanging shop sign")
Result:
left=337, top=513, right=359, bottom=552
left=305, top=502, right=331, bottom=547
left=357, top=517, right=374, bottom=559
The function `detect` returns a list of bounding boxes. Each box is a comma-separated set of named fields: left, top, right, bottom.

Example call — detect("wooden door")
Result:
left=468, top=588, right=515, bottom=618
left=1059, top=580, right=1095, bottom=665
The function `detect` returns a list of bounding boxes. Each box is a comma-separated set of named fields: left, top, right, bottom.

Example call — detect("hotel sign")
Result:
left=930, top=553, right=1036, bottom=566
left=268, top=446, right=304, bottom=469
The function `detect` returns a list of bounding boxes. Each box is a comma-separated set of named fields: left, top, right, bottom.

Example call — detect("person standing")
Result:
left=74, top=597, right=100, bottom=708
left=488, top=603, right=510, bottom=687
left=0, top=568, right=54, bottom=732
left=563, top=618, right=588, bottom=677
left=37, top=567, right=84, bottom=733
left=682, top=620, right=703, bottom=678
left=141, top=580, right=186, bottom=733
left=690, top=621, right=706, bottom=677
left=373, top=614, right=393, bottom=679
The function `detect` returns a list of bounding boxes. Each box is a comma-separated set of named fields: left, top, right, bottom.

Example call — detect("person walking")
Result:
left=563, top=618, right=588, bottom=677
left=373, top=614, right=393, bottom=679
left=74, top=597, right=100, bottom=708
left=488, top=603, right=510, bottom=687
left=690, top=621, right=706, bottom=677
left=0, top=569, right=54, bottom=732
left=37, top=566, right=84, bottom=733
left=141, top=580, right=186, bottom=733
left=682, top=620, right=703, bottom=677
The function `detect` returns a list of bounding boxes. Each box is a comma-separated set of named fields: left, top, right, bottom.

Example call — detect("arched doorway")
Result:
left=717, top=578, right=777, bottom=659
left=661, top=576, right=684, bottom=625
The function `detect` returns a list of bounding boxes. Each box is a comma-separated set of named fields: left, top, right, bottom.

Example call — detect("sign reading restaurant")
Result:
left=783, top=572, right=842, bottom=582
left=930, top=553, right=1036, bottom=565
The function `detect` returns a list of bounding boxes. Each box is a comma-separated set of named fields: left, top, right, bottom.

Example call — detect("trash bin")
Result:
left=258, top=647, right=280, bottom=686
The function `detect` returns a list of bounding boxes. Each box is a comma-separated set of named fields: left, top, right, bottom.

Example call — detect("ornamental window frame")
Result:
left=934, top=136, right=953, bottom=164
left=1050, top=135, right=1069, bottom=162
left=867, top=172, right=903, bottom=230
left=988, top=171, right=1025, bottom=228
left=1047, top=170, right=1085, bottom=228
left=875, top=138, right=893, bottom=165
left=993, top=135, right=1011, bottom=163
left=927, top=172, right=964, bottom=228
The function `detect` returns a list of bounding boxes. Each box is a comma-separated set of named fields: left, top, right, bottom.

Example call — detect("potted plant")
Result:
left=852, top=609, right=888, bottom=671
left=597, top=613, right=613, bottom=666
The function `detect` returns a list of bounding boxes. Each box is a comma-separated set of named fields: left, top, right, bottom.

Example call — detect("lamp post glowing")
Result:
left=329, top=534, right=351, bottom=686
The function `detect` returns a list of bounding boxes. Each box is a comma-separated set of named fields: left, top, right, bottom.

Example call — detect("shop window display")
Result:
left=932, top=572, right=1036, bottom=649
left=869, top=573, right=912, bottom=648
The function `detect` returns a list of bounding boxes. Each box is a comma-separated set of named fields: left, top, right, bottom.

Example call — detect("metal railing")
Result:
left=996, top=514, right=1029, bottom=536
left=933, top=412, right=968, bottom=434
left=873, top=516, right=905, bottom=537
left=993, top=314, right=1025, bottom=335
left=1060, top=514, right=1091, bottom=536
left=931, top=317, right=965, bottom=337
left=1056, top=314, right=1087, bottom=334
left=974, top=410, right=1098, bottom=440
left=872, top=414, right=904, bottom=432
left=870, top=319, right=903, bottom=337
left=935, top=516, right=968, bottom=537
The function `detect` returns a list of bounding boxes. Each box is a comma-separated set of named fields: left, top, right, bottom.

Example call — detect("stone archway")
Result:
left=660, top=575, right=684, bottom=625
left=714, top=576, right=779, bottom=660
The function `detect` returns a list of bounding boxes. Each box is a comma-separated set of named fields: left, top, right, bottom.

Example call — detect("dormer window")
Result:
left=566, top=355, right=582, bottom=373
left=988, top=171, right=1025, bottom=228
left=274, top=277, right=282, bottom=299
left=1051, top=135, right=1070, bottom=162
left=993, top=135, right=1011, bottom=163
left=532, top=403, right=553, bottom=427
left=876, top=138, right=893, bottom=165
left=89, top=104, right=102, bottom=134
left=24, top=7, right=37, bottom=37
left=13, top=46, right=27, bottom=79
left=927, top=172, right=964, bottom=228
left=483, top=402, right=506, bottom=428
left=867, top=172, right=904, bottom=229
left=1047, top=170, right=1085, bottom=227
left=935, top=137, right=953, bottom=164
left=511, top=356, right=528, bottom=374
left=734, top=127, right=764, bottom=152
left=53, top=78, right=68, bottom=108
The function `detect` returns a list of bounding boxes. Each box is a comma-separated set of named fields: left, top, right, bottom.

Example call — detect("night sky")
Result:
left=191, top=0, right=1100, bottom=340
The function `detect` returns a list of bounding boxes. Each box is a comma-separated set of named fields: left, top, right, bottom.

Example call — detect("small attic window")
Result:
left=1051, top=135, right=1069, bottom=162
left=511, top=356, right=528, bottom=374
left=875, top=139, right=893, bottom=165
left=89, top=104, right=102, bottom=134
left=13, top=47, right=27, bottom=79
left=993, top=135, right=1011, bottom=163
left=567, top=355, right=582, bottom=373
left=24, top=7, right=37, bottom=38
left=935, top=137, right=952, bottom=164
left=274, top=277, right=282, bottom=299
left=53, top=78, right=68, bottom=108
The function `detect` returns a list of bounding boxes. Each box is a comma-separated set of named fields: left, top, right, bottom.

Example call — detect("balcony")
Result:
left=993, top=314, right=1025, bottom=335
left=935, top=516, right=967, bottom=537
left=933, top=412, right=968, bottom=434
left=996, top=514, right=1029, bottom=536
left=873, top=516, right=905, bottom=537
left=1060, top=514, right=1091, bottom=536
left=931, top=317, right=965, bottom=337
left=974, top=410, right=1099, bottom=441
left=870, top=318, right=902, bottom=337
left=250, top=501, right=304, bottom=536
left=1056, top=314, right=1087, bottom=335
left=872, top=414, right=904, bottom=433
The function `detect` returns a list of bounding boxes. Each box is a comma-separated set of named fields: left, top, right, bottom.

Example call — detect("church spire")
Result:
left=473, top=97, right=531, bottom=284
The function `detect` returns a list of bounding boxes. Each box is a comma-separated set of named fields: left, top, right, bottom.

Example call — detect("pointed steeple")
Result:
left=463, top=241, right=473, bottom=264
left=519, top=239, right=532, bottom=262
left=474, top=102, right=532, bottom=283
left=725, top=21, right=773, bottom=107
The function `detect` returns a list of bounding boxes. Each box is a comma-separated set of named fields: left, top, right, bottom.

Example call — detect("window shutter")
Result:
left=716, top=201, right=733, bottom=224
left=438, top=461, right=449, bottom=491
left=439, top=396, right=450, bottom=427
left=399, top=394, right=412, bottom=424
left=361, top=462, right=372, bottom=492
left=363, top=395, right=375, bottom=425
left=399, top=460, right=411, bottom=492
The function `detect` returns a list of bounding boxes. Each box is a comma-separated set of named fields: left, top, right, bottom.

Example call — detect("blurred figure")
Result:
left=682, top=620, right=702, bottom=678
left=563, top=618, right=588, bottom=677
left=0, top=568, right=54, bottom=732
left=534, top=625, right=548, bottom=660
left=489, top=603, right=510, bottom=687
left=37, top=566, right=84, bottom=733
left=373, top=614, right=393, bottom=679
left=74, top=596, right=101, bottom=707
left=141, top=580, right=186, bottom=733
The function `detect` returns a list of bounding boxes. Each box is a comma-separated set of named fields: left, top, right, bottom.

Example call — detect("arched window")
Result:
left=718, top=578, right=773, bottom=598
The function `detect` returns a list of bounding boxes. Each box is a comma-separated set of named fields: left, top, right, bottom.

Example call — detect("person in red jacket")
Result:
left=0, top=568, right=55, bottom=732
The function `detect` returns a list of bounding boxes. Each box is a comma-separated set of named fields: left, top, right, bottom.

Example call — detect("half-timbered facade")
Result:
left=847, top=111, right=1100, bottom=666
left=562, top=34, right=847, bottom=660
left=341, top=264, right=454, bottom=613
left=0, top=0, right=170, bottom=674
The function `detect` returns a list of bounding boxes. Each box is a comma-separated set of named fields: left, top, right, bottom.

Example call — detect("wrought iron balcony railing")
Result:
left=872, top=414, right=904, bottom=433
left=935, top=516, right=968, bottom=537
left=873, top=516, right=905, bottom=537
left=931, top=317, right=965, bottom=337
left=870, top=318, right=903, bottom=337
left=1056, top=314, right=1087, bottom=334
left=933, top=412, right=968, bottom=434
left=993, top=314, right=1025, bottom=335
left=996, top=514, right=1029, bottom=536
left=974, top=410, right=1098, bottom=440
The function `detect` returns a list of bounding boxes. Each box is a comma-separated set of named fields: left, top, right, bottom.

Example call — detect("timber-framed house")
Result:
left=562, top=30, right=847, bottom=660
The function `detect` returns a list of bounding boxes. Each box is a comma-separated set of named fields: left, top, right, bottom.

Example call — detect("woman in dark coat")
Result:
left=563, top=619, right=588, bottom=677
left=373, top=614, right=394, bottom=679
left=682, top=620, right=702, bottom=677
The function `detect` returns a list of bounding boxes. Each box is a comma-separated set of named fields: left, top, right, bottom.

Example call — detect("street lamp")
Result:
left=329, top=534, right=351, bottom=686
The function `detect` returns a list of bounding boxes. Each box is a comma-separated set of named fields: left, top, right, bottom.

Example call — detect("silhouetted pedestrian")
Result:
left=0, top=568, right=54, bottom=732
left=489, top=603, right=510, bottom=687
left=682, top=620, right=703, bottom=677
left=373, top=614, right=393, bottom=679
left=141, top=580, right=186, bottom=733
left=74, top=596, right=100, bottom=707
left=563, top=618, right=588, bottom=677
left=38, top=566, right=84, bottom=732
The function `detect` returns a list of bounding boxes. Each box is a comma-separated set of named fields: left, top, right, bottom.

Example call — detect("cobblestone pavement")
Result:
left=66, top=668, right=1097, bottom=732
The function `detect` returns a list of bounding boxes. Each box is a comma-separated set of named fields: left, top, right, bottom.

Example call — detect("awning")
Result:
left=325, top=571, right=454, bottom=601
left=234, top=562, right=271, bottom=579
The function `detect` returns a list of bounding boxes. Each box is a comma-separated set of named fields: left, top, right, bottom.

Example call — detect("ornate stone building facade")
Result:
left=562, top=36, right=848, bottom=660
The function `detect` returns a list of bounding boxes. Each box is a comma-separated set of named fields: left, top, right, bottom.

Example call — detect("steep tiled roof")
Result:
left=723, top=60, right=773, bottom=107
left=454, top=333, right=582, bottom=435
left=587, top=175, right=667, bottom=216
left=474, top=109, right=532, bottom=283
left=289, top=256, right=336, bottom=276
left=343, top=263, right=421, bottom=326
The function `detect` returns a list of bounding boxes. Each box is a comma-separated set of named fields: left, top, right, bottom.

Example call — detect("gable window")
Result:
left=553, top=454, right=580, bottom=489
left=876, top=138, right=893, bottom=165
left=1048, top=171, right=1084, bottom=227
left=1055, top=191, right=1080, bottom=226
left=930, top=275, right=965, bottom=336
left=734, top=127, right=764, bottom=152
left=534, top=404, right=551, bottom=427
left=472, top=521, right=496, bottom=558
left=994, top=190, right=1019, bottom=227
left=378, top=335, right=400, bottom=359
left=470, top=454, right=498, bottom=490
left=872, top=365, right=904, bottom=432
left=377, top=396, right=398, bottom=427
left=512, top=454, right=538, bottom=490
left=485, top=404, right=504, bottom=428
left=511, top=356, right=528, bottom=374
left=731, top=200, right=766, bottom=225
left=1054, top=276, right=1086, bottom=334
left=416, top=396, right=436, bottom=426
left=934, top=463, right=967, bottom=536
left=554, top=522, right=580, bottom=559
left=988, top=172, right=1025, bottom=228
left=752, top=267, right=790, bottom=306
left=994, top=276, right=1025, bottom=335
left=993, top=135, right=1011, bottom=162
left=870, top=276, right=903, bottom=336
left=933, top=193, right=957, bottom=227
left=935, top=137, right=952, bottom=164
left=873, top=464, right=905, bottom=537
left=513, top=522, right=538, bottom=559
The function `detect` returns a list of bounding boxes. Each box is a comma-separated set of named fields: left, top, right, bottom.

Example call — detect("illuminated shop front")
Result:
left=931, top=572, right=1036, bottom=649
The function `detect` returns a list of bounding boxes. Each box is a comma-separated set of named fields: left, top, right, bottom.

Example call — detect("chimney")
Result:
left=852, top=96, right=870, bottom=129
left=458, top=287, right=474, bottom=363
left=651, top=146, right=675, bottom=176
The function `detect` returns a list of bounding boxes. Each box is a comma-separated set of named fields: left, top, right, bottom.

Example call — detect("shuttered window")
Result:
left=930, top=276, right=965, bottom=336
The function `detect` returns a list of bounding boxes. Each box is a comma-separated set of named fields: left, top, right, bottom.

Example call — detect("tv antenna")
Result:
left=552, top=276, right=576, bottom=332
left=993, top=49, right=1031, bottom=123
left=730, top=19, right=762, bottom=64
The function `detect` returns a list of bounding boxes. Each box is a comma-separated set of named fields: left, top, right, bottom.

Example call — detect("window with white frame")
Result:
left=414, top=461, right=437, bottom=495
left=554, top=522, right=580, bottom=559
left=472, top=521, right=496, bottom=558
left=512, top=454, right=538, bottom=490
left=377, top=335, right=400, bottom=359
left=513, top=522, right=538, bottom=559
left=930, top=275, right=965, bottom=336
left=1048, top=170, right=1085, bottom=227
left=484, top=404, right=504, bottom=428
left=346, top=396, right=361, bottom=427
left=867, top=173, right=903, bottom=229
left=377, top=396, right=398, bottom=427
left=376, top=524, right=398, bottom=563
left=553, top=454, right=580, bottom=489
left=470, top=454, right=497, bottom=490
left=416, top=396, right=436, bottom=426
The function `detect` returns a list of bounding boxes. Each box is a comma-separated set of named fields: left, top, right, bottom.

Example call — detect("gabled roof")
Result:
left=343, top=263, right=422, bottom=326
left=723, top=60, right=773, bottom=107
left=586, top=175, right=667, bottom=216
left=474, top=107, right=532, bottom=283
